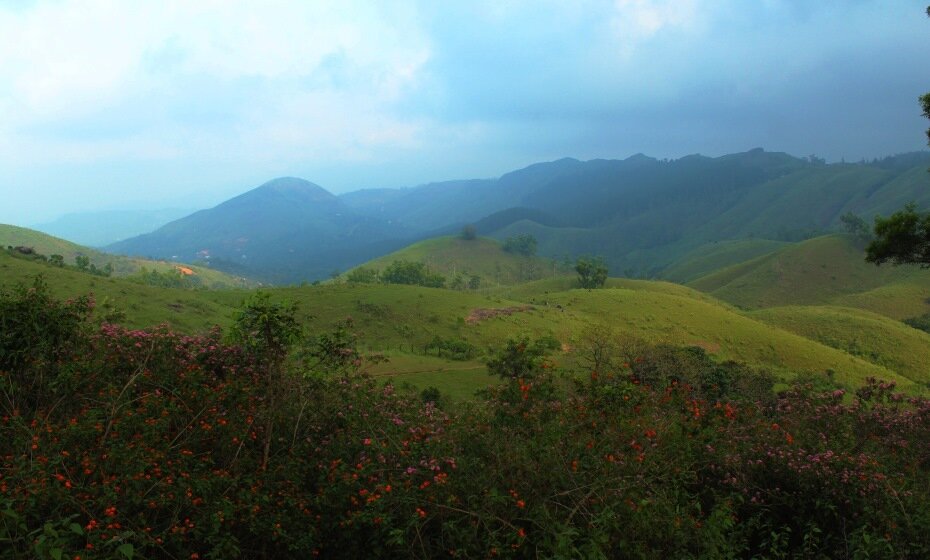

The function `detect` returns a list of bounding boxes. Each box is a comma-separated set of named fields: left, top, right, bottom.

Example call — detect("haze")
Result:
left=1, top=0, right=928, bottom=225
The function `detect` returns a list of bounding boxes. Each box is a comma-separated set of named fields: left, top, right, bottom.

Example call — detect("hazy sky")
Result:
left=1, top=0, right=928, bottom=224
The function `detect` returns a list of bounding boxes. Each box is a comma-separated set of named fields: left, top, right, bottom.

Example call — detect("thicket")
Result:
left=2, top=279, right=930, bottom=558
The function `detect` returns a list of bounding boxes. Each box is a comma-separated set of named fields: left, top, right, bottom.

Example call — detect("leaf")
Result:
left=117, top=543, right=134, bottom=559
left=50, top=548, right=63, bottom=560
left=68, top=522, right=84, bottom=536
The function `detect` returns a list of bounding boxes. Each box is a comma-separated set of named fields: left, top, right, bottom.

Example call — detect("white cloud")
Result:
left=0, top=0, right=432, bottom=164
left=609, top=0, right=701, bottom=51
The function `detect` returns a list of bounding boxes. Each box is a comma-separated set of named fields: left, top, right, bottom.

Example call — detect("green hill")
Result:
left=350, top=236, right=562, bottom=287
left=660, top=239, right=789, bottom=283
left=1, top=224, right=254, bottom=289
left=3, top=249, right=914, bottom=391
left=750, top=305, right=930, bottom=384
left=688, top=235, right=930, bottom=318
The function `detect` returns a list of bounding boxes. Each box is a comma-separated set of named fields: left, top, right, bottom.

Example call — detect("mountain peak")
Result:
left=255, top=177, right=333, bottom=198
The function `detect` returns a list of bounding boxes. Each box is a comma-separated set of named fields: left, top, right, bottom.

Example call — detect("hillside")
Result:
left=0, top=224, right=252, bottom=288
left=2, top=249, right=918, bottom=391
left=351, top=236, right=564, bottom=287
left=660, top=239, right=789, bottom=283
left=688, top=234, right=930, bottom=318
left=750, top=305, right=930, bottom=384
left=108, top=177, right=416, bottom=284
left=92, top=150, right=930, bottom=285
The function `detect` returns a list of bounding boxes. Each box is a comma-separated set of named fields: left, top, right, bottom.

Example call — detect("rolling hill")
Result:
left=1, top=224, right=252, bottom=288
left=1, top=248, right=921, bottom=392
left=687, top=234, right=930, bottom=318
left=350, top=236, right=565, bottom=287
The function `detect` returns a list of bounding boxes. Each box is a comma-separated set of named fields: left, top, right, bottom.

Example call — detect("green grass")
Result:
left=353, top=235, right=562, bottom=286
left=365, top=352, right=497, bottom=401
left=750, top=305, right=930, bottom=384
left=1, top=224, right=253, bottom=288
left=1, top=248, right=917, bottom=391
left=660, top=238, right=789, bottom=283
left=688, top=235, right=930, bottom=317
left=540, top=288, right=908, bottom=388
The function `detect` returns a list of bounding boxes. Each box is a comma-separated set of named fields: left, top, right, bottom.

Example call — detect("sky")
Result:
left=1, top=0, right=928, bottom=225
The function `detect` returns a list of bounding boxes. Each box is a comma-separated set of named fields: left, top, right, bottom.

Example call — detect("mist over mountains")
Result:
left=105, top=149, right=930, bottom=284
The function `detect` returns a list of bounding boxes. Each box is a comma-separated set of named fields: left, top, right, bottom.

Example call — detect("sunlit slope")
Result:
left=660, top=239, right=788, bottom=283
left=354, top=236, right=561, bottom=285
left=1, top=224, right=253, bottom=288
left=750, top=305, right=930, bottom=384
left=270, top=282, right=903, bottom=386
left=688, top=235, right=930, bottom=316
left=0, top=250, right=244, bottom=332
left=540, top=288, right=906, bottom=387
left=1, top=251, right=910, bottom=388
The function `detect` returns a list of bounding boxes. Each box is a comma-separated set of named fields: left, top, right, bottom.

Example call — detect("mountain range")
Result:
left=105, top=149, right=930, bottom=283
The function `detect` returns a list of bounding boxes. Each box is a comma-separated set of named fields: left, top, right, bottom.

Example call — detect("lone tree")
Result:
left=460, top=224, right=477, bottom=240
left=575, top=256, right=608, bottom=288
left=866, top=203, right=930, bottom=267
left=865, top=6, right=930, bottom=266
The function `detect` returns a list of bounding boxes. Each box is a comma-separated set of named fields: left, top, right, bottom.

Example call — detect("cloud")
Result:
left=0, top=0, right=433, bottom=165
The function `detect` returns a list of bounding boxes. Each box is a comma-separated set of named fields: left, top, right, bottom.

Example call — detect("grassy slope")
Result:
left=750, top=306, right=930, bottom=385
left=1, top=250, right=913, bottom=394
left=660, top=239, right=789, bottom=283
left=688, top=235, right=930, bottom=317
left=354, top=236, right=561, bottom=286
left=1, top=224, right=253, bottom=288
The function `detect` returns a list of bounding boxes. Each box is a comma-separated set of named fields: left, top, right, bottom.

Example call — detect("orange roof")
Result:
left=176, top=266, right=195, bottom=276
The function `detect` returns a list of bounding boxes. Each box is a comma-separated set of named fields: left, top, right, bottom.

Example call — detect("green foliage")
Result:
left=424, top=336, right=478, bottom=360
left=229, top=292, right=301, bottom=364
left=502, top=234, right=537, bottom=256
left=575, top=255, right=608, bottom=288
left=904, top=311, right=930, bottom=334
left=380, top=259, right=445, bottom=288
left=345, top=266, right=379, bottom=283
left=74, top=254, right=89, bottom=271
left=128, top=266, right=203, bottom=288
left=48, top=254, right=64, bottom=267
left=485, top=336, right=555, bottom=380
left=300, top=318, right=364, bottom=376
left=866, top=202, right=930, bottom=267
left=840, top=212, right=873, bottom=246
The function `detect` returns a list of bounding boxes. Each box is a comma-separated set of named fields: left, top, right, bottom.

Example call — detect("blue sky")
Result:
left=1, top=0, right=928, bottom=224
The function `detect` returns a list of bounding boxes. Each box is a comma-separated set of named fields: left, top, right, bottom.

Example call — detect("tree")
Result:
left=74, top=254, right=90, bottom=271
left=575, top=256, right=608, bottom=288
left=502, top=234, right=537, bottom=256
left=840, top=212, right=873, bottom=246
left=380, top=259, right=445, bottom=288
left=865, top=6, right=930, bottom=266
left=345, top=267, right=379, bottom=283
left=460, top=224, right=477, bottom=240
left=866, top=203, right=930, bottom=267
left=228, top=292, right=302, bottom=468
left=486, top=336, right=551, bottom=380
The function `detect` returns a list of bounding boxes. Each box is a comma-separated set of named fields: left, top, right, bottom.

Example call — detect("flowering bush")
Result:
left=1, top=281, right=929, bottom=558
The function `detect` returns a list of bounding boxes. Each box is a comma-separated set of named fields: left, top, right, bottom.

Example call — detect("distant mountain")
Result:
left=31, top=208, right=194, bottom=247
left=108, top=177, right=414, bottom=283
left=108, top=151, right=930, bottom=284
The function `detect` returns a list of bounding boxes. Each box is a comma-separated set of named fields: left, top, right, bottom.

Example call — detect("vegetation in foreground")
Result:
left=2, top=280, right=929, bottom=558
